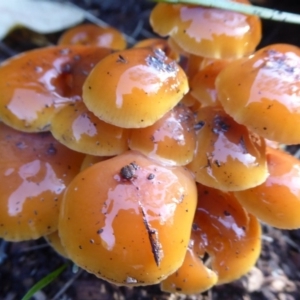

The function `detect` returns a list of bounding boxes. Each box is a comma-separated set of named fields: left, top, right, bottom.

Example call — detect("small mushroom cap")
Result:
left=180, top=92, right=201, bottom=112
left=128, top=104, right=196, bottom=166
left=217, top=214, right=261, bottom=284
left=193, top=183, right=261, bottom=284
left=80, top=155, right=111, bottom=172
left=160, top=247, right=218, bottom=294
left=0, top=46, right=111, bottom=132
left=60, top=46, right=113, bottom=99
left=59, top=150, right=197, bottom=286
left=44, top=231, right=68, bottom=258
left=235, top=147, right=300, bottom=229
left=190, top=59, right=230, bottom=106
left=216, top=44, right=300, bottom=144
left=187, top=106, right=268, bottom=191
left=0, top=122, right=84, bottom=241
left=185, top=54, right=204, bottom=79
left=167, top=37, right=191, bottom=58
left=51, top=101, right=129, bottom=156
left=150, top=3, right=179, bottom=36
left=82, top=48, right=189, bottom=128
left=58, top=23, right=127, bottom=50
left=150, top=1, right=261, bottom=59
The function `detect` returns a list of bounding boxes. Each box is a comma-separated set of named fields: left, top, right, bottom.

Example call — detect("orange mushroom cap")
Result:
left=160, top=246, right=218, bottom=294
left=44, top=231, right=68, bottom=258
left=59, top=46, right=113, bottom=99
left=167, top=37, right=191, bottom=58
left=0, top=45, right=111, bottom=132
left=184, top=54, right=204, bottom=79
left=187, top=106, right=268, bottom=191
left=51, top=101, right=129, bottom=156
left=82, top=48, right=189, bottom=128
left=190, top=59, right=230, bottom=107
left=59, top=150, right=197, bottom=285
left=179, top=92, right=201, bottom=112
left=80, top=155, right=111, bottom=172
left=193, top=183, right=261, bottom=284
left=150, top=0, right=261, bottom=59
left=128, top=104, right=196, bottom=166
left=0, top=122, right=84, bottom=241
left=150, top=3, right=179, bottom=37
left=58, top=24, right=127, bottom=50
left=216, top=44, right=300, bottom=144
left=235, top=147, right=300, bottom=229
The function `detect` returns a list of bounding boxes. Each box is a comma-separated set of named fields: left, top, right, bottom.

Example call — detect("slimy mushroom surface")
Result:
left=187, top=106, right=268, bottom=191
left=128, top=104, right=196, bottom=166
left=216, top=44, right=300, bottom=144
left=235, top=147, right=300, bottom=229
left=51, top=101, right=129, bottom=156
left=0, top=122, right=84, bottom=241
left=82, top=48, right=188, bottom=128
left=0, top=46, right=111, bottom=132
left=190, top=59, right=230, bottom=107
left=59, top=150, right=197, bottom=285
left=160, top=247, right=218, bottom=294
left=150, top=0, right=261, bottom=59
left=58, top=24, right=126, bottom=50
left=192, top=183, right=261, bottom=284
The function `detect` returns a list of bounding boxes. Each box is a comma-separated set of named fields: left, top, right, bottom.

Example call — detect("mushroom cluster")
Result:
left=1, top=2, right=300, bottom=296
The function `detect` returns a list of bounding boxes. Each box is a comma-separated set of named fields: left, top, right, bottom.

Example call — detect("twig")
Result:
left=131, top=20, right=144, bottom=38
left=262, top=234, right=274, bottom=243
left=52, top=268, right=83, bottom=300
left=20, top=243, right=50, bottom=253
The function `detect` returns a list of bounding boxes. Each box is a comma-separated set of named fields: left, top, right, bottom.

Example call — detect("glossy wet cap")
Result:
left=82, top=47, right=189, bottom=128
left=0, top=45, right=111, bottom=132
left=59, top=150, right=197, bottom=285
left=58, top=23, right=127, bottom=50
left=192, top=183, right=261, bottom=284
left=0, top=122, right=84, bottom=241
left=235, top=147, right=300, bottom=229
left=187, top=106, right=268, bottom=191
left=128, top=104, right=196, bottom=166
left=160, top=247, right=218, bottom=294
left=150, top=0, right=261, bottom=59
left=150, top=3, right=180, bottom=37
left=51, top=101, right=129, bottom=156
left=190, top=59, right=230, bottom=106
left=216, top=44, right=300, bottom=144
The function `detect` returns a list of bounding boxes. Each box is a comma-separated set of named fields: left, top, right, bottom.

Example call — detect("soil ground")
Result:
left=1, top=0, right=300, bottom=299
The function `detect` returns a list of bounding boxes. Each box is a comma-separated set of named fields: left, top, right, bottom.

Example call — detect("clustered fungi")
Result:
left=1, top=0, right=300, bottom=295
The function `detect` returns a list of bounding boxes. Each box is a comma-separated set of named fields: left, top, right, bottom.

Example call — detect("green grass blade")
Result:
left=154, top=0, right=300, bottom=24
left=21, top=264, right=67, bottom=300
